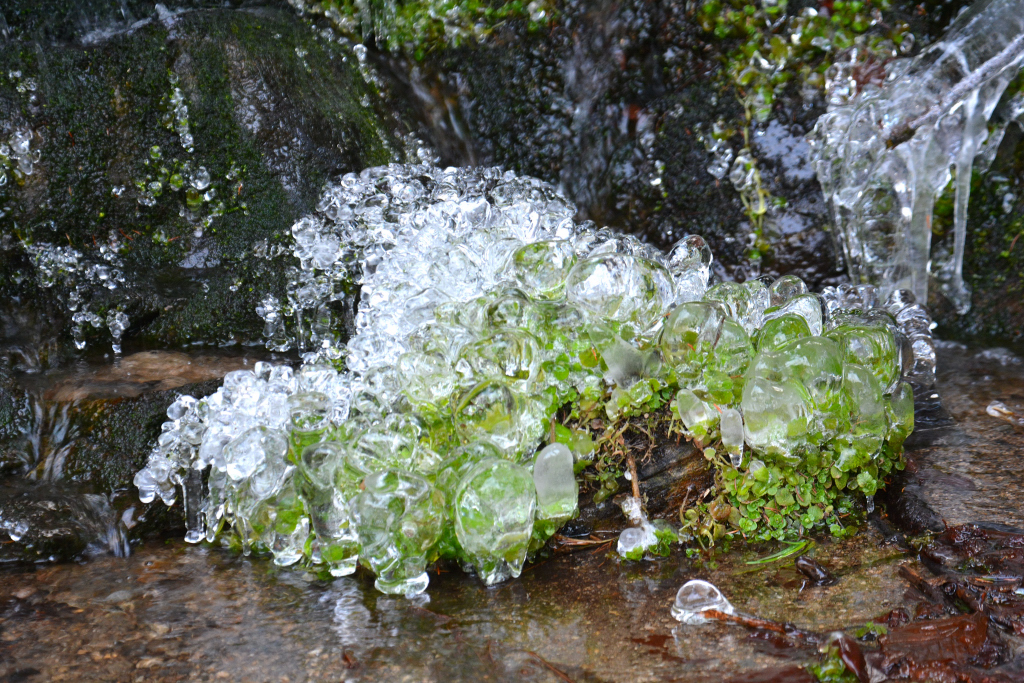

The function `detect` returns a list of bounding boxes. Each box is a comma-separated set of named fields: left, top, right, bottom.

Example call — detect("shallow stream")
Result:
left=2, top=343, right=1023, bottom=682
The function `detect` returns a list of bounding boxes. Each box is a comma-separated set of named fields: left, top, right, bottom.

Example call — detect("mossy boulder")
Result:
left=932, top=117, right=1024, bottom=344
left=0, top=0, right=401, bottom=352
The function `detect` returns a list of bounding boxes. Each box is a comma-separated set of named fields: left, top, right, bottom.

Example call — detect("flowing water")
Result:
left=0, top=516, right=915, bottom=682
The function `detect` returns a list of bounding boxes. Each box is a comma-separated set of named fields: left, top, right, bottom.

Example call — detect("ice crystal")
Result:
left=136, top=163, right=933, bottom=594
left=810, top=0, right=1024, bottom=315
left=672, top=580, right=734, bottom=624
left=22, top=236, right=130, bottom=354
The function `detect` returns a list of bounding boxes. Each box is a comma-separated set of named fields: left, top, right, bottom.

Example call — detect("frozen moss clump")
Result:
left=135, top=163, right=931, bottom=594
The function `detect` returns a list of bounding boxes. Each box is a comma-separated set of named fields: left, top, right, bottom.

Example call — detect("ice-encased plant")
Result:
left=135, top=163, right=932, bottom=594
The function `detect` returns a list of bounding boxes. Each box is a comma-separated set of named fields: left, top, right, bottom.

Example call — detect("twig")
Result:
left=554, top=535, right=616, bottom=547
left=885, top=32, right=1024, bottom=148
left=702, top=609, right=821, bottom=643
left=524, top=650, right=576, bottom=683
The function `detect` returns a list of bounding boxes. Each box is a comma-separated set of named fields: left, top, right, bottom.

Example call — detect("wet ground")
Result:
left=2, top=342, right=1024, bottom=682
left=21, top=350, right=268, bottom=402
left=0, top=528, right=915, bottom=683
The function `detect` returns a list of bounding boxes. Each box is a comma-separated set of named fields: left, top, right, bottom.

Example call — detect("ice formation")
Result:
left=21, top=238, right=131, bottom=353
left=672, top=580, right=734, bottom=625
left=0, top=127, right=38, bottom=185
left=136, top=163, right=933, bottom=594
left=809, top=0, right=1024, bottom=314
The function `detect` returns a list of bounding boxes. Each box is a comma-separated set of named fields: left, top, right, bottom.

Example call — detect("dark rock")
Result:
left=0, top=357, right=30, bottom=476
left=794, top=556, right=837, bottom=587
left=0, top=1, right=401, bottom=353
left=576, top=430, right=710, bottom=529
left=932, top=110, right=1024, bottom=344
left=0, top=478, right=128, bottom=563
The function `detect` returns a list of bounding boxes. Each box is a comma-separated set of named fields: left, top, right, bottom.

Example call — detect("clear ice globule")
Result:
left=809, top=0, right=1024, bottom=315
left=533, top=443, right=579, bottom=523
left=671, top=580, right=735, bottom=625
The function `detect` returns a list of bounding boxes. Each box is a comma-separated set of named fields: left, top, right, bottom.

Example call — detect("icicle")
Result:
left=809, top=0, right=1024, bottom=313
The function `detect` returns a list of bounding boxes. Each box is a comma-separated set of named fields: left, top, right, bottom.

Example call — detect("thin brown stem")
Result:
left=626, top=451, right=640, bottom=500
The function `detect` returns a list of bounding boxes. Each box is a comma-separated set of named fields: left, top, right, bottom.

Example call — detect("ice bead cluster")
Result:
left=0, top=127, right=38, bottom=185
left=21, top=237, right=130, bottom=353
left=809, top=0, right=1024, bottom=315
left=616, top=495, right=678, bottom=560
left=135, top=163, right=930, bottom=593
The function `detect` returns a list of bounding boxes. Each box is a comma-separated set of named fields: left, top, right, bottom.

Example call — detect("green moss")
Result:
left=695, top=0, right=909, bottom=256
left=306, top=0, right=556, bottom=58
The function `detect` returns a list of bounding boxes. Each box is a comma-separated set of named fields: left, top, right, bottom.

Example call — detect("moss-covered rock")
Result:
left=0, top=1, right=401, bottom=351
left=932, top=119, right=1024, bottom=344
left=57, top=378, right=222, bottom=493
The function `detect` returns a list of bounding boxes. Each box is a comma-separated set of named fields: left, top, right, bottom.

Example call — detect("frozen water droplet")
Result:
left=533, top=443, right=578, bottom=523
left=189, top=166, right=211, bottom=191
left=671, top=580, right=734, bottom=624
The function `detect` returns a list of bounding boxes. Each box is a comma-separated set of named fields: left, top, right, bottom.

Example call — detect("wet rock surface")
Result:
left=0, top=528, right=925, bottom=682
left=0, top=350, right=274, bottom=561
left=884, top=343, right=1024, bottom=532
left=4, top=520, right=1023, bottom=682
left=36, top=351, right=254, bottom=402
left=396, top=0, right=830, bottom=285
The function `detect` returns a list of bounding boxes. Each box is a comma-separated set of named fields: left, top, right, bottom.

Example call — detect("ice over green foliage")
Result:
left=135, top=164, right=931, bottom=595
